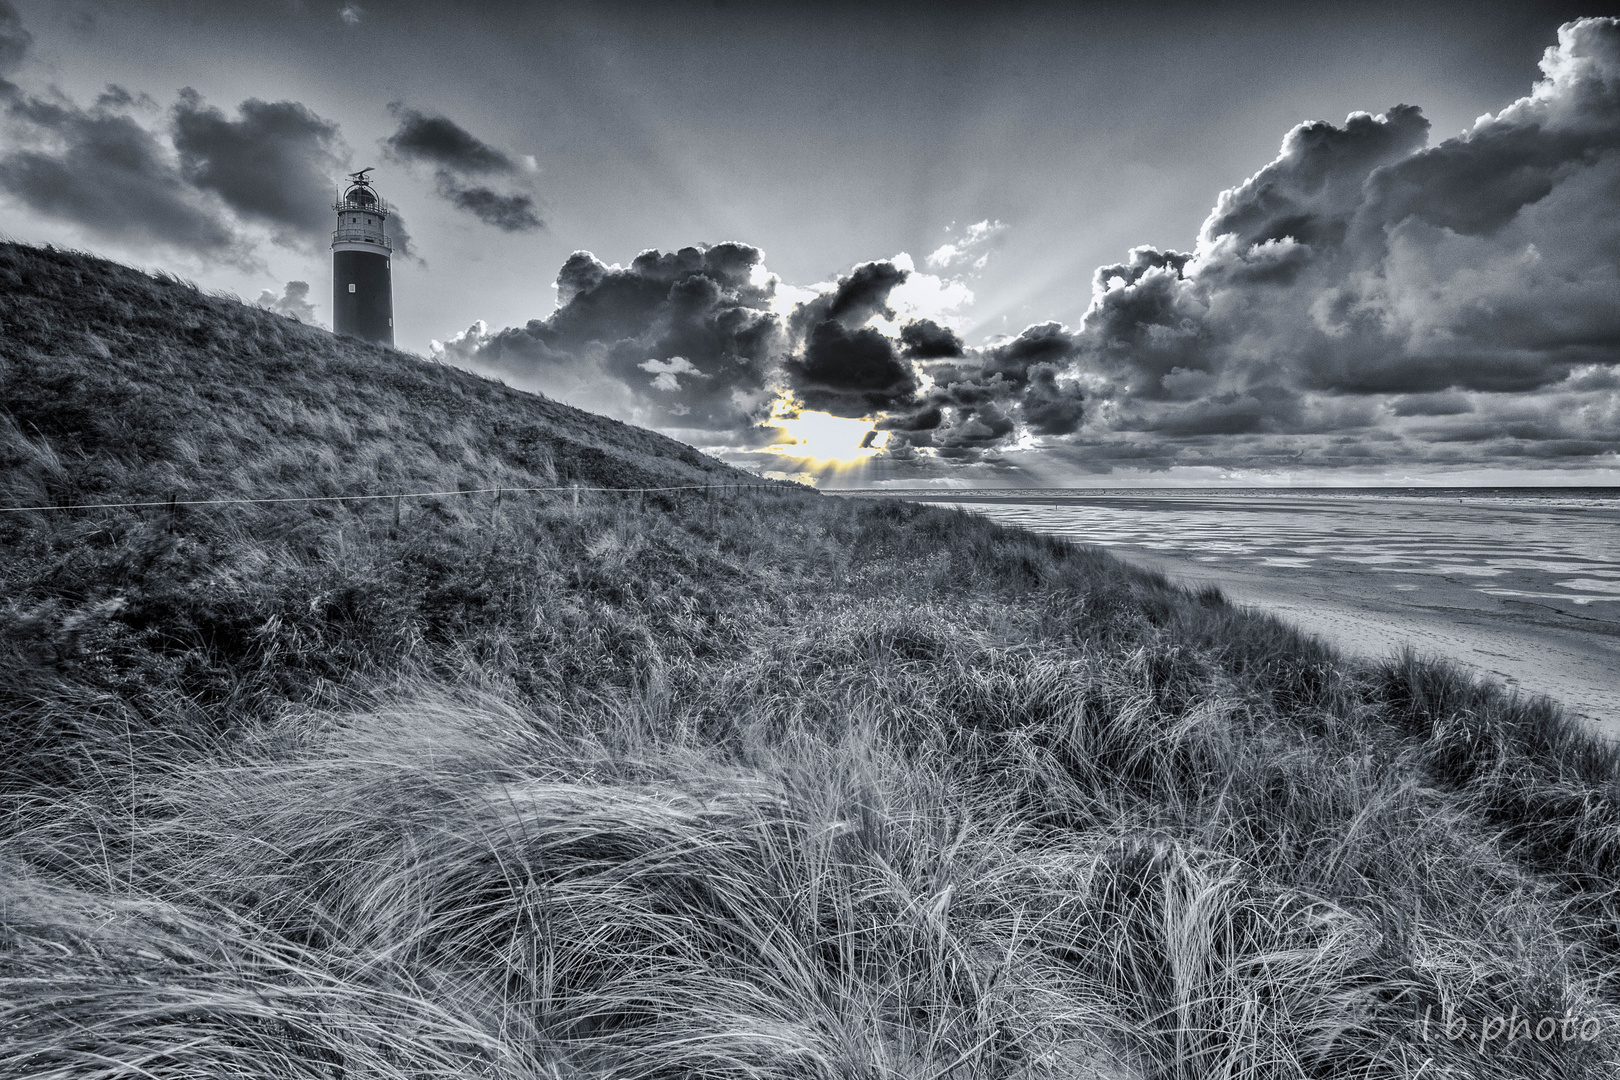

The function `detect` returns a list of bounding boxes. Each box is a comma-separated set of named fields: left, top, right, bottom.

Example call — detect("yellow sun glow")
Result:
left=768, top=409, right=888, bottom=466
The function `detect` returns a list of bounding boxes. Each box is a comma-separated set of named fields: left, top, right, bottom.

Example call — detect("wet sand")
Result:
left=1120, top=547, right=1620, bottom=735
left=872, top=491, right=1620, bottom=735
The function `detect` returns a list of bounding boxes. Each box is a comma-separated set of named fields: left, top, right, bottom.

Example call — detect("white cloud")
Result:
left=858, top=252, right=974, bottom=337
left=926, top=219, right=1008, bottom=269
left=430, top=319, right=493, bottom=363
left=255, top=279, right=320, bottom=325
left=639, top=355, right=703, bottom=391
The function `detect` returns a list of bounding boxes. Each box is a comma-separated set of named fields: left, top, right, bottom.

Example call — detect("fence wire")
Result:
left=0, top=481, right=778, bottom=515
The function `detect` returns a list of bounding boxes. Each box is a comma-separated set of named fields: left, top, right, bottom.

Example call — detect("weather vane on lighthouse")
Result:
left=331, top=167, right=394, bottom=345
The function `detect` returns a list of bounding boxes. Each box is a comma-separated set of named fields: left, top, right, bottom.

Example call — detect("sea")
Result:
left=864, top=488, right=1620, bottom=608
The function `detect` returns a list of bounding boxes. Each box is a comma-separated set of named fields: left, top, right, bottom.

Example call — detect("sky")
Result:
left=1, top=0, right=1618, bottom=487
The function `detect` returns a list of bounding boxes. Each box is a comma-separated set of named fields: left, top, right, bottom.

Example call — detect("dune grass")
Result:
left=4, top=242, right=1620, bottom=1077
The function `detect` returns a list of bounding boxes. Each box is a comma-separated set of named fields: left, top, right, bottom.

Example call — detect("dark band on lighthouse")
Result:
left=331, top=168, right=394, bottom=345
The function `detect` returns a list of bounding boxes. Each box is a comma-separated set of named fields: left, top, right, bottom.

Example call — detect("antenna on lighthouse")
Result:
left=331, top=168, right=394, bottom=345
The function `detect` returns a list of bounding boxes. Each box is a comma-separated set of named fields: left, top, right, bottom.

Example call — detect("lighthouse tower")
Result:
left=331, top=168, right=394, bottom=345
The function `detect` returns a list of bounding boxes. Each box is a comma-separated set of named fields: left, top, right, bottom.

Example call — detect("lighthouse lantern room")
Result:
left=331, top=168, right=394, bottom=345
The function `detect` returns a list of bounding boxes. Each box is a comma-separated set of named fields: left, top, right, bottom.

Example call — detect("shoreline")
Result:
left=1113, top=548, right=1620, bottom=736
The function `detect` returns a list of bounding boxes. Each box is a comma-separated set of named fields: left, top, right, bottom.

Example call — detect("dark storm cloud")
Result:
left=1081, top=246, right=1205, bottom=396
left=875, top=320, right=1086, bottom=460
left=0, top=0, right=31, bottom=82
left=172, top=89, right=347, bottom=240
left=775, top=261, right=1083, bottom=447
left=899, top=318, right=963, bottom=358
left=1063, top=17, right=1620, bottom=473
left=0, top=81, right=353, bottom=256
left=0, top=94, right=237, bottom=252
left=781, top=260, right=916, bottom=417
left=776, top=258, right=1081, bottom=446
left=982, top=321, right=1079, bottom=383
left=384, top=103, right=543, bottom=232
left=385, top=104, right=515, bottom=174
left=386, top=208, right=421, bottom=263
left=443, top=183, right=542, bottom=232
left=436, top=242, right=782, bottom=431
left=1020, top=364, right=1085, bottom=436
left=785, top=319, right=916, bottom=416
left=876, top=405, right=943, bottom=432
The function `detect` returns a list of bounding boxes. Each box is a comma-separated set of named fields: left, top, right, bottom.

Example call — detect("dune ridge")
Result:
left=4, top=243, right=1620, bottom=1078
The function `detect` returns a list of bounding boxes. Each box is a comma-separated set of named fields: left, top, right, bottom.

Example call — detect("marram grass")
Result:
left=3, top=242, right=1620, bottom=1077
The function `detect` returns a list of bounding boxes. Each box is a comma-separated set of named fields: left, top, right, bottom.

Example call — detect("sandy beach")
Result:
left=1120, top=547, right=1620, bottom=733
left=881, top=491, right=1620, bottom=735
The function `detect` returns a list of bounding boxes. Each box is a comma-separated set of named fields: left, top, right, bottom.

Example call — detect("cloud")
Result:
left=926, top=219, right=1007, bottom=270
left=436, top=242, right=1083, bottom=468
left=256, top=279, right=319, bottom=323
left=1063, top=16, right=1620, bottom=473
left=172, top=89, right=347, bottom=243
left=384, top=103, right=542, bottom=232
left=781, top=259, right=917, bottom=417
left=879, top=255, right=975, bottom=330
left=433, top=21, right=1619, bottom=479
left=639, top=355, right=703, bottom=391
left=339, top=5, right=362, bottom=25
left=435, top=243, right=782, bottom=432
left=0, top=9, right=348, bottom=262
left=1201, top=106, right=1431, bottom=252
left=786, top=319, right=918, bottom=417
left=899, top=319, right=963, bottom=359
left=772, top=259, right=1081, bottom=453
left=442, top=183, right=542, bottom=231
left=0, top=0, right=32, bottom=83
left=790, top=258, right=908, bottom=332
left=878, top=321, right=1086, bottom=460
left=386, top=207, right=422, bottom=264
left=94, top=84, right=156, bottom=112
left=424, top=19, right=1613, bottom=476
left=0, top=11, right=230, bottom=249
left=385, top=105, right=515, bottom=174
left=0, top=93, right=238, bottom=254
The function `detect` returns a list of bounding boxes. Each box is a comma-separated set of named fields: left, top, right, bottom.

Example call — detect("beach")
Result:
left=873, top=490, right=1620, bottom=733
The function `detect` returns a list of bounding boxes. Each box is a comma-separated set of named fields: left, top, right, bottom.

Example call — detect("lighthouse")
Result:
left=331, top=168, right=394, bottom=345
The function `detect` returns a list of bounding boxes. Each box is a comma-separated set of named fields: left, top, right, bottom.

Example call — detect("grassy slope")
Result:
left=3, top=241, right=1620, bottom=1079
